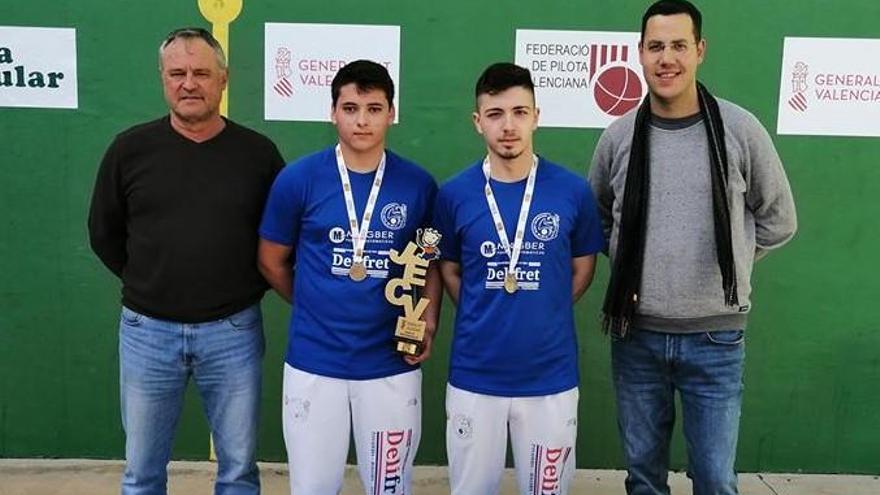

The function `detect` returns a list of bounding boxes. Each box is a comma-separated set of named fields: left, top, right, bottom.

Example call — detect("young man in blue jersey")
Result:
left=258, top=60, right=440, bottom=495
left=433, top=63, right=606, bottom=495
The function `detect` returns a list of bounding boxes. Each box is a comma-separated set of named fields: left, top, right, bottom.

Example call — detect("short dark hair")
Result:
left=331, top=60, right=395, bottom=107
left=159, top=27, right=226, bottom=70
left=641, top=0, right=703, bottom=41
left=474, top=63, right=535, bottom=103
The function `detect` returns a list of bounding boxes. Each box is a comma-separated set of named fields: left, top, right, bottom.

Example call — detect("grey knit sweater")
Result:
left=588, top=99, right=797, bottom=333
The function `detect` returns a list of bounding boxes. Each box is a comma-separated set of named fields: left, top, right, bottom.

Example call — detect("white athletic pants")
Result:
left=446, top=384, right=579, bottom=495
left=282, top=364, right=422, bottom=495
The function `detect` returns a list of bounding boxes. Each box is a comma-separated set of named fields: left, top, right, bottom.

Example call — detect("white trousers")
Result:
left=446, top=384, right=579, bottom=495
left=282, top=364, right=422, bottom=495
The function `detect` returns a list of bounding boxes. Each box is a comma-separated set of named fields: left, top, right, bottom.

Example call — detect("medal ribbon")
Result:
left=335, top=144, right=386, bottom=267
left=482, top=154, right=538, bottom=281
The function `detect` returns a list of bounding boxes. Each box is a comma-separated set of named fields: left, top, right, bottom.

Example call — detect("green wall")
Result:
left=1, top=0, right=878, bottom=474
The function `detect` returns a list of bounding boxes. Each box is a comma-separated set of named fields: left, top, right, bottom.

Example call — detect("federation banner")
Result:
left=515, top=29, right=645, bottom=128
left=264, top=23, right=400, bottom=122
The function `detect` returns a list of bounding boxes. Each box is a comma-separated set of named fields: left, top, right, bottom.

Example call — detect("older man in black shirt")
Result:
left=88, top=28, right=283, bottom=495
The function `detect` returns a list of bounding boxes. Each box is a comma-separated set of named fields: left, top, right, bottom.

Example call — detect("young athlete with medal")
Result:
left=432, top=63, right=606, bottom=495
left=258, top=60, right=440, bottom=495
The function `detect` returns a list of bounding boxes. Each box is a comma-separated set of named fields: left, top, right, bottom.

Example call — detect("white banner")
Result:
left=264, top=23, right=400, bottom=122
left=515, top=29, right=645, bottom=128
left=0, top=26, right=78, bottom=109
left=777, top=37, right=880, bottom=137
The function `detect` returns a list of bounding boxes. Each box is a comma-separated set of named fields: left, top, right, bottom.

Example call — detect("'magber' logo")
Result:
left=273, top=47, right=294, bottom=98
left=480, top=240, right=497, bottom=258
left=328, top=226, right=346, bottom=244
left=788, top=61, right=809, bottom=112
left=588, top=44, right=644, bottom=116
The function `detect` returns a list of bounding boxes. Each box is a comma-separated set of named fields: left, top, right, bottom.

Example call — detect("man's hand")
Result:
left=403, top=326, right=435, bottom=365
left=258, top=239, right=294, bottom=302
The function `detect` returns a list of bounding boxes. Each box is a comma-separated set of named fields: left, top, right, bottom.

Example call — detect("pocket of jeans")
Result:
left=120, top=306, right=142, bottom=327
left=705, top=330, right=744, bottom=346
left=226, top=305, right=261, bottom=330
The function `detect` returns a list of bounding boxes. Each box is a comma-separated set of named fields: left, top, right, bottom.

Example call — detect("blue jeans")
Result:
left=119, top=304, right=264, bottom=495
left=612, top=329, right=745, bottom=495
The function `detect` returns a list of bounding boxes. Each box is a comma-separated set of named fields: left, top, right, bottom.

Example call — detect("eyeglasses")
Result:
left=644, top=40, right=694, bottom=55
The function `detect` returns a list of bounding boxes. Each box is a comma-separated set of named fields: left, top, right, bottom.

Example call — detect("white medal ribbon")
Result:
left=335, top=144, right=386, bottom=268
left=482, top=154, right=538, bottom=285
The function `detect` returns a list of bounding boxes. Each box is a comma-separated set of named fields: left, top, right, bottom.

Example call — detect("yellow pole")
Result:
left=196, top=0, right=243, bottom=461
left=198, top=0, right=243, bottom=117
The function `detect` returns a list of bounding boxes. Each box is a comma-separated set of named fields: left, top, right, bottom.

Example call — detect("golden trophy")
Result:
left=384, top=228, right=441, bottom=356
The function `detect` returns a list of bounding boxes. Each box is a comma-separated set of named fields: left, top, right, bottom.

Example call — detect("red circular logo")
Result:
left=593, top=66, right=644, bottom=116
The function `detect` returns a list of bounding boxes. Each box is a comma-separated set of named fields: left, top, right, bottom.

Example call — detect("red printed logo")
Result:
left=788, top=61, right=808, bottom=112
left=273, top=47, right=294, bottom=98
left=593, top=65, right=643, bottom=116
left=588, top=44, right=644, bottom=116
left=372, top=429, right=412, bottom=494
left=529, top=444, right=572, bottom=495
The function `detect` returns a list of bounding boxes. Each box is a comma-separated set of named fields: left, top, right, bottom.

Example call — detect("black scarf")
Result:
left=602, top=82, right=738, bottom=336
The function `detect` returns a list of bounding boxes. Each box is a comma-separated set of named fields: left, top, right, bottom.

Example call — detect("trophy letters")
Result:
left=384, top=228, right=441, bottom=356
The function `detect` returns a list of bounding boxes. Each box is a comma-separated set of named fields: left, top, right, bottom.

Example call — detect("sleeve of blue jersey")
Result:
left=432, top=186, right=461, bottom=262
left=572, top=179, right=607, bottom=257
left=258, top=162, right=305, bottom=247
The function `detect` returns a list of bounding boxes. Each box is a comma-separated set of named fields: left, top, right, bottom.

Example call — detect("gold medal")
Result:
left=335, top=145, right=386, bottom=283
left=349, top=262, right=367, bottom=282
left=504, top=273, right=518, bottom=294
left=483, top=155, right=538, bottom=296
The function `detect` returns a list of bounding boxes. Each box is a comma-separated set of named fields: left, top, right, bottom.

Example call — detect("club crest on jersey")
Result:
left=380, top=202, right=407, bottom=230
left=531, top=212, right=560, bottom=241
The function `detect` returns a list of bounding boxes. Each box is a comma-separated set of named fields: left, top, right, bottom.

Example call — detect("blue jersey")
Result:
left=260, top=146, right=437, bottom=380
left=433, top=158, right=605, bottom=396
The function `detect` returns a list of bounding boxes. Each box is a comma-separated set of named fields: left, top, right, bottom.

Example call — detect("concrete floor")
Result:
left=0, top=459, right=877, bottom=494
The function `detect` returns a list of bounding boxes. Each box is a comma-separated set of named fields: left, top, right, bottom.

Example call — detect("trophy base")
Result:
left=394, top=316, right=426, bottom=356
left=395, top=340, right=422, bottom=356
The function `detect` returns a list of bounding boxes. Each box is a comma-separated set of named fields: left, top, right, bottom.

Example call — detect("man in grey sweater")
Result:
left=588, top=1, right=796, bottom=494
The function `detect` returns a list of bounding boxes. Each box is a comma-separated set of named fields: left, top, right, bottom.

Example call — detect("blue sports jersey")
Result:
left=260, top=146, right=438, bottom=380
left=433, top=157, right=605, bottom=396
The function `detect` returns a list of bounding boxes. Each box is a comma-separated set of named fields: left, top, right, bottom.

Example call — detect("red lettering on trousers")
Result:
left=382, top=430, right=407, bottom=493
left=387, top=430, right=404, bottom=445
left=540, top=447, right=565, bottom=494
